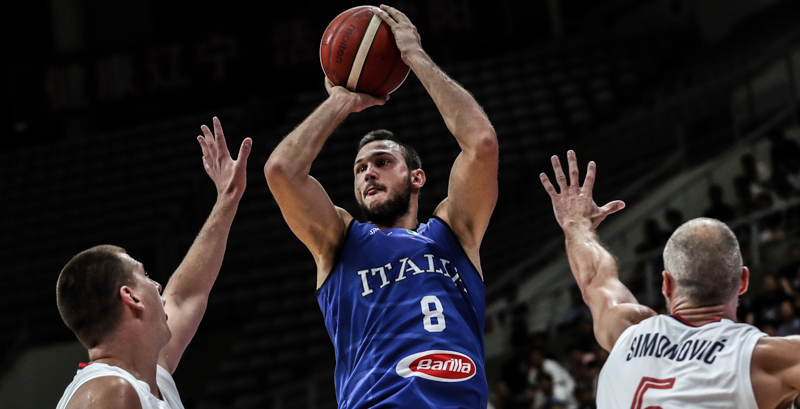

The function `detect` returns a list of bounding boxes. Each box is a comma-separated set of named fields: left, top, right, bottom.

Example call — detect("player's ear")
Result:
left=410, top=169, right=425, bottom=189
left=120, top=285, right=145, bottom=311
left=738, top=266, right=750, bottom=295
left=661, top=270, right=674, bottom=299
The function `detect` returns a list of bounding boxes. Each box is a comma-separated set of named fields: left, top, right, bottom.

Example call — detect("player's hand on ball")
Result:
left=376, top=5, right=423, bottom=62
left=196, top=117, right=251, bottom=201
left=325, top=77, right=389, bottom=113
left=540, top=150, right=625, bottom=231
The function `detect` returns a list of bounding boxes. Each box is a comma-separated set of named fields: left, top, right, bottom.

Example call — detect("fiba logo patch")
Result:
left=395, top=350, right=476, bottom=382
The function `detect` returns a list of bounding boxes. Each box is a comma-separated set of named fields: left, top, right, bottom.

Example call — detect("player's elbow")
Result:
left=471, top=129, right=498, bottom=160
left=264, top=155, right=295, bottom=186
left=264, top=155, right=283, bottom=179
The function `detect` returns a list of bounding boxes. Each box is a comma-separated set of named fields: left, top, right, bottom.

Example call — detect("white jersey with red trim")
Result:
left=56, top=362, right=184, bottom=409
left=596, top=314, right=766, bottom=409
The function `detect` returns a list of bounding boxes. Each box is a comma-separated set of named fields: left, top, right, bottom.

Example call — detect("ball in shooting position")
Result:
left=320, top=5, right=410, bottom=96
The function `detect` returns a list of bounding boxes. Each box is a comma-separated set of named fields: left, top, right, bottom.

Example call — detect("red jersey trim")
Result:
left=669, top=314, right=722, bottom=327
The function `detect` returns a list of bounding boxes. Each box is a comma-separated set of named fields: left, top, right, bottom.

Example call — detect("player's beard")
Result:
left=358, top=176, right=412, bottom=227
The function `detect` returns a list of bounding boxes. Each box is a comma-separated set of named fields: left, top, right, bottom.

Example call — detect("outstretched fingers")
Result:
left=212, top=117, right=230, bottom=154
left=598, top=200, right=626, bottom=217
left=196, top=134, right=210, bottom=157
left=237, top=137, right=253, bottom=165
left=591, top=200, right=626, bottom=229
left=540, top=172, right=557, bottom=199
left=566, top=150, right=579, bottom=188
left=200, top=122, right=215, bottom=145
left=582, top=161, right=596, bottom=194
left=551, top=155, right=568, bottom=192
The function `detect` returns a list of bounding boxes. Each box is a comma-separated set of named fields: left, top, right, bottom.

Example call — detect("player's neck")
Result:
left=371, top=203, right=419, bottom=230
left=374, top=214, right=418, bottom=230
left=87, top=329, right=162, bottom=398
left=669, top=299, right=738, bottom=326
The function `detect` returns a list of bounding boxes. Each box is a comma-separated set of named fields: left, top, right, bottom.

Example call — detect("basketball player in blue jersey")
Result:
left=265, top=5, right=497, bottom=408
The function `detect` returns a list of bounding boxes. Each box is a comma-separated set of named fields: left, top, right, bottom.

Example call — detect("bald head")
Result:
left=663, top=218, right=743, bottom=306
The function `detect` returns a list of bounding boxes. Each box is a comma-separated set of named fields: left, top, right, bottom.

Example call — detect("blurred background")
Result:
left=2, top=0, right=800, bottom=408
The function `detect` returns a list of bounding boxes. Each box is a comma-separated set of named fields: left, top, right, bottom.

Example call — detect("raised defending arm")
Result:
left=265, top=80, right=387, bottom=287
left=158, top=118, right=250, bottom=373
left=376, top=5, right=498, bottom=272
left=540, top=151, right=655, bottom=351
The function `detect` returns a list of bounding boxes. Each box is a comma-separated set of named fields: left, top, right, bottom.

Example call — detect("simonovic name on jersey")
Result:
left=626, top=332, right=727, bottom=364
left=357, top=254, right=467, bottom=297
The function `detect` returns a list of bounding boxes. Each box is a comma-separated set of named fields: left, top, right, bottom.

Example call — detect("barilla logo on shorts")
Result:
left=395, top=350, right=476, bottom=382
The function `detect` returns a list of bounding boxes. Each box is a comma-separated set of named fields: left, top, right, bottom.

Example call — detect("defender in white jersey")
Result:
left=57, top=363, right=183, bottom=409
left=55, top=118, right=250, bottom=409
left=540, top=151, right=800, bottom=409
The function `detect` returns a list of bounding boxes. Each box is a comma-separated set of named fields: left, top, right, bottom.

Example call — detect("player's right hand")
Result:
left=540, top=150, right=625, bottom=231
left=325, top=77, right=389, bottom=113
left=196, top=117, right=250, bottom=203
left=376, top=5, right=423, bottom=63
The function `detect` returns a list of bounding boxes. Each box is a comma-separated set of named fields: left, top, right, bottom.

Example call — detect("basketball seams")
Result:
left=325, top=8, right=362, bottom=85
left=321, top=6, right=409, bottom=95
left=355, top=12, right=383, bottom=92
left=368, top=34, right=401, bottom=95
left=347, top=12, right=382, bottom=91
left=388, top=60, right=411, bottom=94
left=367, top=24, right=410, bottom=95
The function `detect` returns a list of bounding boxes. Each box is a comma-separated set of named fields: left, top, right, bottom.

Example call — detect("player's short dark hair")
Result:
left=358, top=129, right=422, bottom=170
left=56, top=245, right=136, bottom=348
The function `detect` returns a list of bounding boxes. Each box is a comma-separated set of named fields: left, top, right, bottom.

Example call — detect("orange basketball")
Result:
left=320, top=6, right=410, bottom=96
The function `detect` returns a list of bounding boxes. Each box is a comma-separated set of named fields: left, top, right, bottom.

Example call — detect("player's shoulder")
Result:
left=335, top=206, right=354, bottom=226
left=600, top=303, right=657, bottom=351
left=604, top=303, right=657, bottom=332
left=751, top=335, right=800, bottom=407
left=753, top=335, right=800, bottom=371
left=66, top=376, right=142, bottom=409
left=330, top=206, right=355, bottom=245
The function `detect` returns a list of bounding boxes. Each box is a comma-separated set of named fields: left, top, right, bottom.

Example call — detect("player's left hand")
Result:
left=325, top=77, right=389, bottom=113
left=196, top=117, right=251, bottom=202
left=376, top=4, right=422, bottom=62
left=540, top=150, right=625, bottom=231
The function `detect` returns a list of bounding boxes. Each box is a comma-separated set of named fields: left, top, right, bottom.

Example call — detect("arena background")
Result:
left=3, top=0, right=800, bottom=408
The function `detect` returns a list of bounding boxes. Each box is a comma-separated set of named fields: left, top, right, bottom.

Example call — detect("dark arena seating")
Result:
left=4, top=0, right=800, bottom=408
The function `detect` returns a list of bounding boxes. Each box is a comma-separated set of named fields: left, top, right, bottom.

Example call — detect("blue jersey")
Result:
left=317, top=217, right=487, bottom=409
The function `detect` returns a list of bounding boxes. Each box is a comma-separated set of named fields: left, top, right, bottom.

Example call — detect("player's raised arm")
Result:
left=265, top=81, right=388, bottom=286
left=540, top=151, right=655, bottom=351
left=376, top=5, right=498, bottom=265
left=157, top=117, right=251, bottom=373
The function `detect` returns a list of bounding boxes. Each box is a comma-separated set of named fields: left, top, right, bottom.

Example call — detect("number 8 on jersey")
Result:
left=421, top=295, right=446, bottom=332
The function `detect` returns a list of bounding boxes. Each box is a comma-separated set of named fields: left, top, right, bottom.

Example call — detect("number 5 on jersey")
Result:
left=631, top=377, right=675, bottom=409
left=421, top=295, right=446, bottom=332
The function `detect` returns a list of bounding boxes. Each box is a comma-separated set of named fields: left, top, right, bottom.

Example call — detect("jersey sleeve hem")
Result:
left=738, top=329, right=767, bottom=409
left=315, top=218, right=357, bottom=295
left=430, top=216, right=485, bottom=285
